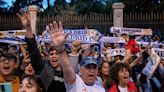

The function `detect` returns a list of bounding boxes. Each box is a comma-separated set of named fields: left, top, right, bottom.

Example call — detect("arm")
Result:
left=129, top=44, right=150, bottom=68
left=82, top=44, right=94, bottom=57
left=122, top=49, right=132, bottom=63
left=129, top=54, right=143, bottom=68
left=48, top=21, right=76, bottom=85
left=19, top=44, right=27, bottom=57
left=135, top=35, right=144, bottom=41
left=17, top=10, right=45, bottom=73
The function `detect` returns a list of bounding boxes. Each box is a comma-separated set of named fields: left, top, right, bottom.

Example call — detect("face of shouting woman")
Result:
left=101, top=62, right=109, bottom=76
left=118, top=68, right=130, bottom=87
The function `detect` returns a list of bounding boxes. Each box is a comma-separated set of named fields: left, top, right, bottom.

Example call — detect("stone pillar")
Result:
left=28, top=5, right=38, bottom=34
left=112, top=3, right=125, bottom=27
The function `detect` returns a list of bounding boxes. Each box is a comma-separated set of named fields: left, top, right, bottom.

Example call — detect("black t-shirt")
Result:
left=47, top=70, right=66, bottom=92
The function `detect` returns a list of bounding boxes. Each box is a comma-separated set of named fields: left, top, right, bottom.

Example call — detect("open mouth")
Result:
left=88, top=74, right=94, bottom=78
left=124, top=76, right=128, bottom=79
left=123, top=76, right=129, bottom=81
left=51, top=60, right=57, bottom=62
left=3, top=66, right=10, bottom=70
left=28, top=70, right=32, bottom=73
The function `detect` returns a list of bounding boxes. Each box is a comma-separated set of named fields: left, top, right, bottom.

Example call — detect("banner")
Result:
left=110, top=27, right=152, bottom=35
left=42, top=29, right=101, bottom=44
left=0, top=29, right=101, bottom=44
left=98, top=36, right=126, bottom=43
left=63, top=29, right=101, bottom=36
left=0, top=30, right=26, bottom=44
left=153, top=48, right=164, bottom=59
left=106, top=48, right=126, bottom=56
left=0, top=30, right=26, bottom=38
left=138, top=42, right=162, bottom=47
left=142, top=48, right=161, bottom=79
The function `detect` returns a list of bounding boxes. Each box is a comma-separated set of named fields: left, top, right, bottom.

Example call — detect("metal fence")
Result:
left=0, top=12, right=164, bottom=38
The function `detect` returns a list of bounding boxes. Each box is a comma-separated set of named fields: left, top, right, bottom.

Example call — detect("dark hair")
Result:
left=110, top=62, right=131, bottom=84
left=1, top=53, right=17, bottom=63
left=0, top=48, right=3, bottom=56
left=98, top=61, right=110, bottom=75
left=8, top=45, right=17, bottom=49
left=98, top=61, right=114, bottom=89
left=48, top=46, right=57, bottom=53
left=20, top=75, right=42, bottom=92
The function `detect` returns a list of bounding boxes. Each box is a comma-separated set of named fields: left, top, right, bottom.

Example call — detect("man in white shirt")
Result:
left=45, top=21, right=105, bottom=92
left=65, top=56, right=105, bottom=92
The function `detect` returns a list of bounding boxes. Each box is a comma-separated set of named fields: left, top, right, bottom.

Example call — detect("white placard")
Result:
left=106, top=48, right=126, bottom=56
left=98, top=36, right=126, bottom=43
left=142, top=48, right=161, bottom=79
left=110, top=27, right=152, bottom=35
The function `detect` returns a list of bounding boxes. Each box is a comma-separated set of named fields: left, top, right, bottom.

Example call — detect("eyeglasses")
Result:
left=0, top=57, right=15, bottom=63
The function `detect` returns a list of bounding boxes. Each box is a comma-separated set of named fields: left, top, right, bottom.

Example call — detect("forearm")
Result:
left=25, top=36, right=44, bottom=71
left=58, top=51, right=76, bottom=85
left=25, top=26, right=34, bottom=38
left=129, top=55, right=143, bottom=68
left=19, top=44, right=27, bottom=57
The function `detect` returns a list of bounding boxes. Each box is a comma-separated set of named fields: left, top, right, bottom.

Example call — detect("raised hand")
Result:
left=47, top=21, right=69, bottom=47
left=71, top=40, right=81, bottom=49
left=17, top=10, right=33, bottom=38
left=17, top=10, right=31, bottom=28
left=20, top=54, right=31, bottom=70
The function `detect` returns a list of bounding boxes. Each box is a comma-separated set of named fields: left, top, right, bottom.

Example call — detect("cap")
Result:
left=80, top=56, right=98, bottom=67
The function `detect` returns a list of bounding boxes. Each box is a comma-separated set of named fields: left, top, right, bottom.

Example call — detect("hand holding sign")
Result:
left=71, top=40, right=82, bottom=53
left=142, top=48, right=161, bottom=79
left=17, top=10, right=33, bottom=38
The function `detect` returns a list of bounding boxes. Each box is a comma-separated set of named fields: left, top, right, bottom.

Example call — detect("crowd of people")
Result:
left=0, top=10, right=164, bottom=92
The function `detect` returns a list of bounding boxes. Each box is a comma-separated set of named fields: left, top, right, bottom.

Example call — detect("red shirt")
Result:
left=108, top=82, right=138, bottom=92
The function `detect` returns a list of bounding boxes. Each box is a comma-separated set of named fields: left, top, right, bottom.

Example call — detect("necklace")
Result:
left=54, top=70, right=62, bottom=76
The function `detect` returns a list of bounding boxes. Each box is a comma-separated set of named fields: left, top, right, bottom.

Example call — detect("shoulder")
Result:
left=65, top=74, right=83, bottom=91
left=108, top=83, right=118, bottom=92
left=128, top=82, right=138, bottom=92
left=128, top=82, right=136, bottom=87
left=93, top=84, right=106, bottom=92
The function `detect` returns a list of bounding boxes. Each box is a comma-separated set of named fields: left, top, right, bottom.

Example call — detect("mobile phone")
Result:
left=0, top=83, right=13, bottom=92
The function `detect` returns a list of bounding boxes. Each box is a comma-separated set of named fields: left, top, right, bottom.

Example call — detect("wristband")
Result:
left=56, top=45, right=66, bottom=54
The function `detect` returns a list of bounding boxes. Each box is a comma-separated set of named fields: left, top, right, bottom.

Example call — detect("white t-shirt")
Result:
left=65, top=74, right=105, bottom=92
left=118, top=85, right=128, bottom=92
